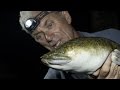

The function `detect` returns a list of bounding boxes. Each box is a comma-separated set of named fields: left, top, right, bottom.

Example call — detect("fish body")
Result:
left=41, top=37, right=120, bottom=74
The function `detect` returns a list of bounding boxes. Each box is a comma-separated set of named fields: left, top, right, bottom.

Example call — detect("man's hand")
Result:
left=91, top=49, right=120, bottom=79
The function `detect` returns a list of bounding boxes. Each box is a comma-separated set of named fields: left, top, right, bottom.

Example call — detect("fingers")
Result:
left=106, top=64, right=120, bottom=79
left=88, top=69, right=100, bottom=79
left=91, top=49, right=120, bottom=79
left=97, top=53, right=112, bottom=79
left=115, top=67, right=120, bottom=79
left=105, top=63, right=118, bottom=79
left=104, top=49, right=120, bottom=79
left=92, top=69, right=100, bottom=76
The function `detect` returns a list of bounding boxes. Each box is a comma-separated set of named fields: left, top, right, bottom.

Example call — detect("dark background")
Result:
left=0, top=11, right=120, bottom=80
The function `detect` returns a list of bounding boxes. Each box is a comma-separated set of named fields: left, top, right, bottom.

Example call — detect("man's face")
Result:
left=30, top=11, right=75, bottom=51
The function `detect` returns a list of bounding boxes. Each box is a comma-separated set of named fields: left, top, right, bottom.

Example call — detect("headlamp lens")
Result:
left=24, top=18, right=39, bottom=33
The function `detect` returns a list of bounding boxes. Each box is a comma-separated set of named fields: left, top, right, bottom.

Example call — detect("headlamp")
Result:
left=24, top=11, right=50, bottom=34
left=24, top=18, right=39, bottom=33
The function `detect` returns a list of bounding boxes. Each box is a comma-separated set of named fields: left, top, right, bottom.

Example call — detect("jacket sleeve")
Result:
left=92, top=28, right=120, bottom=44
left=44, top=68, right=66, bottom=79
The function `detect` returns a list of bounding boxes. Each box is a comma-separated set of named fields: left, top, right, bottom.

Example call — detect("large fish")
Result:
left=41, top=37, right=120, bottom=75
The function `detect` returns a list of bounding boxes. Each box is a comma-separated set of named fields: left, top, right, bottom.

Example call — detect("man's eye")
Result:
left=49, top=23, right=52, bottom=27
left=47, top=22, right=53, bottom=29
left=36, top=35, right=41, bottom=40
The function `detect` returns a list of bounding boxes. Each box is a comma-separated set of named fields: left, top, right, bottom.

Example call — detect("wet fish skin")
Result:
left=41, top=37, right=120, bottom=74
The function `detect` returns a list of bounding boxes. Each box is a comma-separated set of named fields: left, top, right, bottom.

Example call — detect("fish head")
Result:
left=40, top=43, right=80, bottom=71
left=41, top=51, right=72, bottom=70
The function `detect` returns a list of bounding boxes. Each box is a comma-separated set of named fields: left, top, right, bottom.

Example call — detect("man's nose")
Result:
left=35, top=26, right=53, bottom=42
left=45, top=34, right=53, bottom=43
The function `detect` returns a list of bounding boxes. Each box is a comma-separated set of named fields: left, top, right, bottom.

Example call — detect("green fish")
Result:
left=41, top=37, right=120, bottom=74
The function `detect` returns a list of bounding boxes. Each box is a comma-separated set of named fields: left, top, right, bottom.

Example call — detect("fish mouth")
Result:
left=41, top=59, right=49, bottom=65
left=41, top=58, right=71, bottom=65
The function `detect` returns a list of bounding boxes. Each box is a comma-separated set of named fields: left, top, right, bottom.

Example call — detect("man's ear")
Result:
left=60, top=11, right=72, bottom=24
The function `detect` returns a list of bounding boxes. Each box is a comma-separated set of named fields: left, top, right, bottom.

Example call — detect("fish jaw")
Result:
left=41, top=55, right=72, bottom=65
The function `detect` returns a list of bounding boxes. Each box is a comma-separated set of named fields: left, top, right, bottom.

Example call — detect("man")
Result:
left=19, top=11, right=120, bottom=79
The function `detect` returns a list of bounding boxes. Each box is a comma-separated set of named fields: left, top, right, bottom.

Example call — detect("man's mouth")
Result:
left=50, top=41, right=61, bottom=49
left=47, top=41, right=62, bottom=51
left=54, top=41, right=61, bottom=49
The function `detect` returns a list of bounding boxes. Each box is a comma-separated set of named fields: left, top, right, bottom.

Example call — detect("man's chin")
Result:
left=45, top=46, right=54, bottom=51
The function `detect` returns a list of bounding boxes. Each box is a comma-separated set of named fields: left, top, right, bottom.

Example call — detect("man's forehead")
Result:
left=20, top=11, right=51, bottom=19
left=31, top=11, right=42, bottom=17
left=27, top=11, right=52, bottom=18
